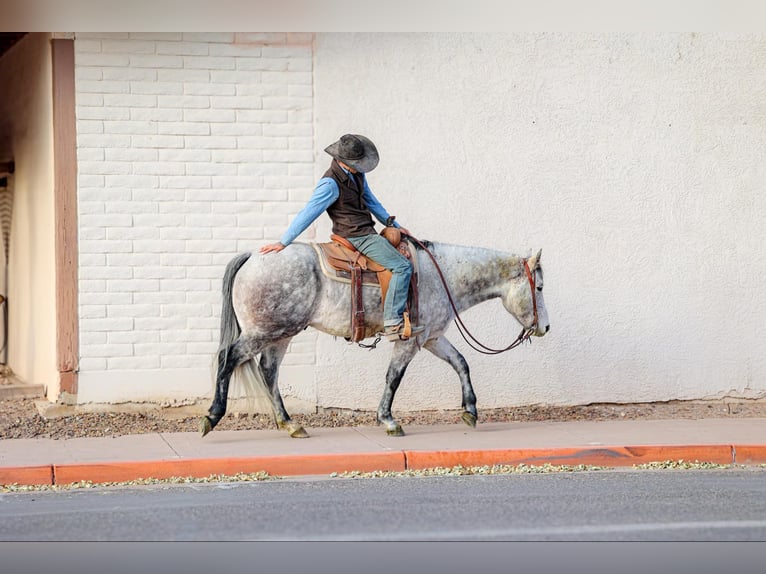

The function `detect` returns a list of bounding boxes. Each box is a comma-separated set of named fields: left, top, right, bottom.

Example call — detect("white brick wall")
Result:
left=75, top=33, right=317, bottom=402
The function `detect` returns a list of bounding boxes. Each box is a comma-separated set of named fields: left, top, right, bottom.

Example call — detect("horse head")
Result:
left=502, top=249, right=550, bottom=337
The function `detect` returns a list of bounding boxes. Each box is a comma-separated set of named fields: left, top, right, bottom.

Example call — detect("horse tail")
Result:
left=218, top=251, right=251, bottom=351
left=216, top=251, right=275, bottom=418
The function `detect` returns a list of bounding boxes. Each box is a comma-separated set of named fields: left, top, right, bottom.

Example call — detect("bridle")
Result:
left=523, top=257, right=539, bottom=333
left=407, top=235, right=539, bottom=355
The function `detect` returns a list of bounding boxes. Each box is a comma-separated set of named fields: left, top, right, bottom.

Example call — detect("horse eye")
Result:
left=536, top=286, right=543, bottom=292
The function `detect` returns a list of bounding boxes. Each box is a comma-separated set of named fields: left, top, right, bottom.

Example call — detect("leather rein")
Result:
left=407, top=235, right=538, bottom=355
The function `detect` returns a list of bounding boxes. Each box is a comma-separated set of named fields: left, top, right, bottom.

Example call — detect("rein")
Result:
left=407, top=235, right=537, bottom=355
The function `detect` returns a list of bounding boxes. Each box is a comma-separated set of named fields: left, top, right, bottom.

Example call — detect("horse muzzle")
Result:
left=528, top=320, right=550, bottom=338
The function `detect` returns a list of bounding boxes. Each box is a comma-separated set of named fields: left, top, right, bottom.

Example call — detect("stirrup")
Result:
left=382, top=323, right=425, bottom=341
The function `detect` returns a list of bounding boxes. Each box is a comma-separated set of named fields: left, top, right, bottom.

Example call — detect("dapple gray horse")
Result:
left=201, top=239, right=550, bottom=438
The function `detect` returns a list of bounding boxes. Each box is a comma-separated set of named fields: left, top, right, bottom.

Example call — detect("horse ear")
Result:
left=527, top=249, right=541, bottom=270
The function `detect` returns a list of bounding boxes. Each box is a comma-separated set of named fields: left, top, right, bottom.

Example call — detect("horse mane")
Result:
left=409, top=237, right=432, bottom=250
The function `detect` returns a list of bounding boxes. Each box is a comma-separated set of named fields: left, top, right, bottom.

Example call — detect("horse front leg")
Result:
left=259, top=338, right=308, bottom=438
left=378, top=341, right=420, bottom=436
left=424, top=336, right=478, bottom=428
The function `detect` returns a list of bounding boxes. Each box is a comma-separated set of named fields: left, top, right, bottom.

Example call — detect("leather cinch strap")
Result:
left=351, top=265, right=366, bottom=342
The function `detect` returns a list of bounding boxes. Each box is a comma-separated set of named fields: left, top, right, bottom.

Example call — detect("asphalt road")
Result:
left=2, top=469, right=766, bottom=542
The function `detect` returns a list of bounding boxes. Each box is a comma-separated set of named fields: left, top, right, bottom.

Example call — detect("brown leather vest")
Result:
left=324, top=160, right=376, bottom=238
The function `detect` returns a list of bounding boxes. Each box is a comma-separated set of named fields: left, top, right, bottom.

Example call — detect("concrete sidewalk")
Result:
left=2, top=417, right=766, bottom=486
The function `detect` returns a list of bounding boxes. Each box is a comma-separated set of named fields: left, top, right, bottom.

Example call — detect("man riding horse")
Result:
left=202, top=138, right=549, bottom=437
left=260, top=134, right=424, bottom=341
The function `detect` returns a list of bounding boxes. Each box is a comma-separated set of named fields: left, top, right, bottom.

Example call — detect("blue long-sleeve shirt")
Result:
left=279, top=171, right=401, bottom=246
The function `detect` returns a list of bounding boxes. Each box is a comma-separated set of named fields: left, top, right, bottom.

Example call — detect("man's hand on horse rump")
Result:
left=260, top=242, right=286, bottom=254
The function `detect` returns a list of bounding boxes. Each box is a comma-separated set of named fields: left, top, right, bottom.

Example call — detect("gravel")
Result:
left=2, top=397, right=766, bottom=440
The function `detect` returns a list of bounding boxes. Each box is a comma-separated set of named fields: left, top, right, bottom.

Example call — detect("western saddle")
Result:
left=313, top=228, right=419, bottom=343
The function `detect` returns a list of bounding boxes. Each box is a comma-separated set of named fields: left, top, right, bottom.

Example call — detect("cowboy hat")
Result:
left=324, top=134, right=379, bottom=173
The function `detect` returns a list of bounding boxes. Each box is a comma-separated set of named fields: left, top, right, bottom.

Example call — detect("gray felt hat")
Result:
left=324, top=134, right=379, bottom=173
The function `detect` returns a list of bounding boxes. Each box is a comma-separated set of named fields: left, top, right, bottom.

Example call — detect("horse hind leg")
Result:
left=424, top=336, right=478, bottom=428
left=259, top=338, right=308, bottom=438
left=200, top=335, right=258, bottom=436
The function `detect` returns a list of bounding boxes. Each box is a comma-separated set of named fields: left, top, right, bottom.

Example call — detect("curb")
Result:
left=53, top=451, right=406, bottom=484
left=2, top=444, right=766, bottom=487
left=404, top=444, right=745, bottom=469
left=0, top=465, right=54, bottom=486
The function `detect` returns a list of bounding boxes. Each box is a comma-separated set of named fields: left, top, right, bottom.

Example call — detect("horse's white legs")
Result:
left=259, top=338, right=308, bottom=438
left=377, top=340, right=420, bottom=436
left=424, top=336, right=478, bottom=428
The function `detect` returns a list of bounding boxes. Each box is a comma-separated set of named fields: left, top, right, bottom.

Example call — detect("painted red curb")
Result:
left=0, top=465, right=54, bottom=486
left=4, top=444, right=765, bottom=487
left=404, top=444, right=735, bottom=469
left=733, top=445, right=766, bottom=465
left=52, top=451, right=406, bottom=485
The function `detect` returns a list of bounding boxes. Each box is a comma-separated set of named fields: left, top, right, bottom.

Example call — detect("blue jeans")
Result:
left=347, top=233, right=412, bottom=327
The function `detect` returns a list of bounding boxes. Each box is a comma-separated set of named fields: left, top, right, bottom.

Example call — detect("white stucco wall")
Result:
left=312, top=33, right=766, bottom=409
left=73, top=32, right=766, bottom=411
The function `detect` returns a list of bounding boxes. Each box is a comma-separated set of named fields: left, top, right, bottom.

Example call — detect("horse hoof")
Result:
left=281, top=421, right=309, bottom=438
left=199, top=417, right=213, bottom=437
left=289, top=425, right=309, bottom=439
left=386, top=424, right=405, bottom=437
left=461, top=411, right=477, bottom=428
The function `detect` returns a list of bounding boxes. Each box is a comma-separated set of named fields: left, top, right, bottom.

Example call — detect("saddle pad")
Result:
left=313, top=242, right=382, bottom=286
